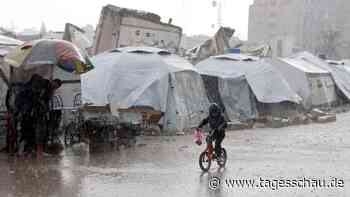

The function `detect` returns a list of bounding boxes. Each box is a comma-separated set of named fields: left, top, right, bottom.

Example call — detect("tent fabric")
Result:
left=215, top=53, right=259, bottom=61
left=118, top=46, right=171, bottom=54
left=268, top=58, right=336, bottom=108
left=82, top=47, right=209, bottom=132
left=291, top=51, right=350, bottom=101
left=328, top=65, right=350, bottom=100
left=324, top=60, right=350, bottom=101
left=0, top=35, right=23, bottom=46
left=196, top=54, right=301, bottom=104
left=201, top=74, right=257, bottom=121
left=0, top=35, right=22, bottom=111
left=0, top=58, right=7, bottom=111
left=281, top=58, right=329, bottom=74
left=0, top=35, right=23, bottom=57
left=0, top=76, right=7, bottom=111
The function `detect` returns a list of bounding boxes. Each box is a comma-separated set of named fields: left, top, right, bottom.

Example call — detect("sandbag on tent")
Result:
left=290, top=52, right=350, bottom=102
left=268, top=57, right=337, bottom=109
left=196, top=54, right=301, bottom=104
left=82, top=47, right=209, bottom=133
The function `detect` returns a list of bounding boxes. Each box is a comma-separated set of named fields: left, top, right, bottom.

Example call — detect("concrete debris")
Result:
left=186, top=27, right=235, bottom=64
left=305, top=108, right=337, bottom=124
left=316, top=114, right=337, bottom=123
left=233, top=108, right=337, bottom=130
left=290, top=114, right=311, bottom=125
left=93, top=4, right=182, bottom=55
left=309, top=108, right=328, bottom=120
left=266, top=117, right=289, bottom=128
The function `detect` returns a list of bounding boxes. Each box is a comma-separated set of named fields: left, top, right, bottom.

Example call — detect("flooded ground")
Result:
left=1, top=113, right=350, bottom=197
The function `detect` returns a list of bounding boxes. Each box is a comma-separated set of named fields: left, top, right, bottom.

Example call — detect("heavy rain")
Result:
left=0, top=0, right=350, bottom=196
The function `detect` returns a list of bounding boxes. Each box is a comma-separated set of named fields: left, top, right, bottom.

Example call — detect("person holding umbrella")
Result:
left=32, top=77, right=62, bottom=158
left=4, top=39, right=93, bottom=158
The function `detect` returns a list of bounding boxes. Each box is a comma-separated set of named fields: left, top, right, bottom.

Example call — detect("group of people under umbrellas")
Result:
left=1, top=39, right=93, bottom=158
left=4, top=75, right=62, bottom=157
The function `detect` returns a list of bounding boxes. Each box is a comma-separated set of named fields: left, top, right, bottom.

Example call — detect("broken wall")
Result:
left=93, top=5, right=182, bottom=55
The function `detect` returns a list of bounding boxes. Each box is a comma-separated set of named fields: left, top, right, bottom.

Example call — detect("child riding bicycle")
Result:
left=197, top=103, right=227, bottom=157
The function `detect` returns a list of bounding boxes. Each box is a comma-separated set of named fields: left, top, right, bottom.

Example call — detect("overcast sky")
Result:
left=0, top=0, right=254, bottom=39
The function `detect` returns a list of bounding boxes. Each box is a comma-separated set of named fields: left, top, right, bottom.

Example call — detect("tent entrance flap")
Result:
left=218, top=77, right=258, bottom=121
left=201, top=75, right=226, bottom=114
left=200, top=74, right=258, bottom=122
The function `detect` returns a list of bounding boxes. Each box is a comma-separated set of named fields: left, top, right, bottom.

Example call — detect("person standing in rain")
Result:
left=31, top=76, right=62, bottom=158
left=14, top=74, right=41, bottom=156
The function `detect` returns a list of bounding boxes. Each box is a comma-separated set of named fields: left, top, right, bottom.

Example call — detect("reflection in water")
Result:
left=0, top=136, right=230, bottom=197
left=1, top=156, right=66, bottom=197
left=198, top=167, right=227, bottom=197
left=0, top=145, right=136, bottom=197
left=0, top=152, right=88, bottom=197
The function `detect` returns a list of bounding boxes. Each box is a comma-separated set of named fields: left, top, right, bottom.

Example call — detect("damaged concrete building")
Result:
left=93, top=5, right=182, bottom=55
left=248, top=0, right=350, bottom=59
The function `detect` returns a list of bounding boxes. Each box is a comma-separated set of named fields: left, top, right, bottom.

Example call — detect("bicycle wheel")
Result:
left=199, top=151, right=211, bottom=172
left=217, top=148, right=227, bottom=167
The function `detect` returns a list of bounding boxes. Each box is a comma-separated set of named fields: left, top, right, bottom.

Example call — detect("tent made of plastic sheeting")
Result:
left=325, top=60, right=350, bottom=102
left=82, top=47, right=210, bottom=133
left=0, top=35, right=23, bottom=46
left=0, top=35, right=23, bottom=82
left=0, top=35, right=22, bottom=111
left=290, top=52, right=350, bottom=102
left=0, top=58, right=7, bottom=111
left=268, top=57, right=337, bottom=109
left=0, top=35, right=23, bottom=57
left=200, top=74, right=258, bottom=121
left=196, top=54, right=302, bottom=105
left=0, top=56, right=10, bottom=112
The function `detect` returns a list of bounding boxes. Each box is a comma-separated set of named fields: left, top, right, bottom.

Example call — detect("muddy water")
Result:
left=1, top=113, right=350, bottom=197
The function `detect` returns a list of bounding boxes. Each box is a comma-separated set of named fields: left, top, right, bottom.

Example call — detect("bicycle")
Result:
left=64, top=93, right=86, bottom=146
left=64, top=108, right=85, bottom=146
left=198, top=129, right=227, bottom=172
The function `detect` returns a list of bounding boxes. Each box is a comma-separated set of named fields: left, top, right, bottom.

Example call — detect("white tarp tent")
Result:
left=291, top=52, right=350, bottom=102
left=0, top=60, right=7, bottom=111
left=0, top=35, right=23, bottom=46
left=196, top=54, right=301, bottom=104
left=0, top=35, right=23, bottom=111
left=326, top=60, right=350, bottom=102
left=82, top=47, right=209, bottom=132
left=195, top=54, right=258, bottom=121
left=268, top=57, right=337, bottom=109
